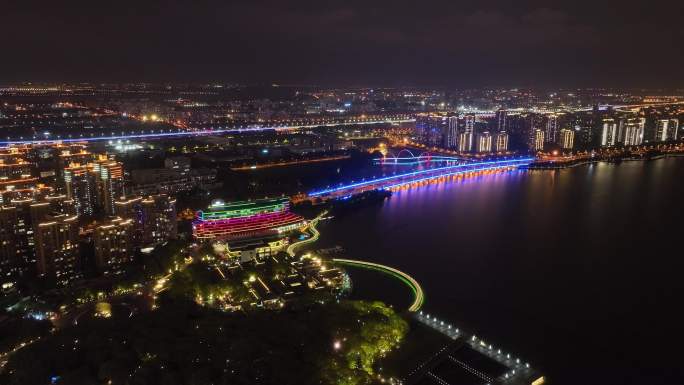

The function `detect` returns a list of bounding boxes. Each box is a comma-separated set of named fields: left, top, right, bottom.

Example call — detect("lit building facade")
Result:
left=92, top=159, right=125, bottom=215
left=559, top=129, right=575, bottom=149
left=193, top=198, right=305, bottom=240
left=495, top=132, right=509, bottom=152
left=141, top=194, right=177, bottom=247
left=114, top=196, right=144, bottom=246
left=601, top=119, right=618, bottom=147
left=496, top=110, right=507, bottom=132
left=655, top=119, right=679, bottom=142
left=620, top=117, right=645, bottom=146
left=464, top=115, right=475, bottom=150
left=35, top=214, right=81, bottom=287
left=477, top=132, right=492, bottom=153
left=534, top=129, right=545, bottom=151
left=458, top=132, right=472, bottom=152
left=64, top=164, right=95, bottom=216
left=0, top=206, right=22, bottom=292
left=445, top=116, right=459, bottom=149
left=94, top=217, right=134, bottom=276
left=545, top=114, right=560, bottom=143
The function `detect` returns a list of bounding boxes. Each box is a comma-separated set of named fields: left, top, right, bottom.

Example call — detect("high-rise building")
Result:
left=464, top=115, right=475, bottom=150
left=414, top=114, right=444, bottom=147
left=10, top=199, right=40, bottom=276
left=655, top=119, right=679, bottom=142
left=477, top=132, right=492, bottom=153
left=57, top=147, right=94, bottom=178
left=64, top=163, right=96, bottom=216
left=559, top=129, right=575, bottom=149
left=0, top=158, right=33, bottom=180
left=116, top=195, right=177, bottom=248
left=601, top=118, right=618, bottom=147
left=495, top=132, right=509, bottom=152
left=534, top=129, right=545, bottom=151
left=444, top=116, right=459, bottom=149
left=620, top=117, right=645, bottom=146
left=93, top=217, right=134, bottom=276
left=496, top=110, right=507, bottom=132
left=91, top=158, right=125, bottom=215
left=458, top=131, right=472, bottom=152
left=141, top=195, right=177, bottom=247
left=545, top=114, right=559, bottom=143
left=0, top=206, right=22, bottom=292
left=114, top=196, right=144, bottom=246
left=34, top=213, right=81, bottom=287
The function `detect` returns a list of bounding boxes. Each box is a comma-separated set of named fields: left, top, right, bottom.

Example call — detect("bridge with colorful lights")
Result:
left=308, top=157, right=535, bottom=200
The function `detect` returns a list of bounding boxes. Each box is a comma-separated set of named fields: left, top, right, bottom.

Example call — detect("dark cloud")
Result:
left=0, top=0, right=682, bottom=87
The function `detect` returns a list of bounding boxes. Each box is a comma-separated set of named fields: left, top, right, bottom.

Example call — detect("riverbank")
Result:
left=528, top=150, right=684, bottom=169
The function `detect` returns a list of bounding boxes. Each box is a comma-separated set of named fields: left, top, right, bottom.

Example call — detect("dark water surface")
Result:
left=316, top=158, right=684, bottom=385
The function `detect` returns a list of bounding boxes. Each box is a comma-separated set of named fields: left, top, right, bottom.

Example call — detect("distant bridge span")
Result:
left=0, top=116, right=415, bottom=145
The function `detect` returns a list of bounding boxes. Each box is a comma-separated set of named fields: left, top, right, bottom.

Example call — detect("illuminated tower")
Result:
left=620, top=117, right=645, bottom=146
left=655, top=119, right=679, bottom=142
left=559, top=129, right=575, bottom=149
left=458, top=131, right=472, bottom=152
left=34, top=213, right=81, bottom=287
left=545, top=114, right=559, bottom=143
left=64, top=163, right=96, bottom=216
left=94, top=217, right=134, bottom=276
left=496, top=109, right=507, bottom=132
left=0, top=206, right=22, bottom=292
left=141, top=194, right=177, bottom=247
left=601, top=119, right=618, bottom=147
left=495, top=132, right=509, bottom=152
left=114, top=196, right=144, bottom=246
left=534, top=129, right=545, bottom=151
left=464, top=115, right=475, bottom=150
left=445, top=116, right=459, bottom=149
left=477, top=132, right=492, bottom=153
left=91, top=158, right=125, bottom=215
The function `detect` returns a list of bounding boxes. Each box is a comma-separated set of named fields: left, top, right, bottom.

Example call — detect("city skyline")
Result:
left=2, top=2, right=684, bottom=385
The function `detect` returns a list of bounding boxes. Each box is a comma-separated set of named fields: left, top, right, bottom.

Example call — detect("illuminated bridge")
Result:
left=309, top=157, right=535, bottom=199
left=0, top=115, right=415, bottom=145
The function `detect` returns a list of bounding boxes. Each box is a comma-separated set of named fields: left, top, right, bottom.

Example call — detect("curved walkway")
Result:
left=286, top=210, right=327, bottom=257
left=332, top=258, right=424, bottom=312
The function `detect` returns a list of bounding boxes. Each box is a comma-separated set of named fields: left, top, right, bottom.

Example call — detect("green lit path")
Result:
left=286, top=210, right=327, bottom=257
left=332, top=258, right=424, bottom=312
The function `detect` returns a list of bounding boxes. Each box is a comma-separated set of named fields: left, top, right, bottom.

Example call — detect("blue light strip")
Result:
left=308, top=158, right=534, bottom=196
left=0, top=118, right=416, bottom=145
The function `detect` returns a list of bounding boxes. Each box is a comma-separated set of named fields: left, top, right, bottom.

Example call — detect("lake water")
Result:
left=316, top=157, right=684, bottom=385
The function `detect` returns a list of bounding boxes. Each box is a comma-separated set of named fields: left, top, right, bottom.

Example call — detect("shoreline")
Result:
left=527, top=151, right=684, bottom=170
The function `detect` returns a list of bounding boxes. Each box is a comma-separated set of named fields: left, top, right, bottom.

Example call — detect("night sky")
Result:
left=2, top=0, right=682, bottom=87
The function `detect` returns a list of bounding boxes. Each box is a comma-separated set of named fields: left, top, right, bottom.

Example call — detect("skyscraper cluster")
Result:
left=0, top=143, right=177, bottom=291
left=415, top=112, right=509, bottom=153
left=415, top=107, right=680, bottom=153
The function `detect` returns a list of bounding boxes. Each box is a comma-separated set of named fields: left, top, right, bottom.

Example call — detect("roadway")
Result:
left=0, top=116, right=415, bottom=145
left=286, top=211, right=327, bottom=257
